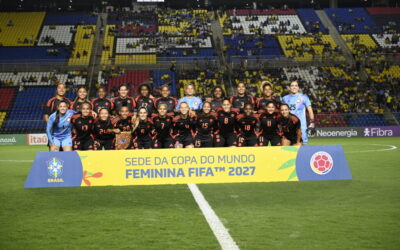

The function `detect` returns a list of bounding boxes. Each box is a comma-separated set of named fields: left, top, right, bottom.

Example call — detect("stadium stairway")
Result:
left=315, top=10, right=355, bottom=64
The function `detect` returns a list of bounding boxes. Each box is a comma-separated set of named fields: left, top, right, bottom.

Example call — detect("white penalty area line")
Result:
left=187, top=183, right=240, bottom=250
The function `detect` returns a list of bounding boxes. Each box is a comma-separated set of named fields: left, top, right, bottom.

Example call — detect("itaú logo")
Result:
left=310, top=151, right=333, bottom=175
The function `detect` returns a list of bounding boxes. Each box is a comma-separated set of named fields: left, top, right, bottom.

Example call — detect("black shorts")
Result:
left=259, top=135, right=281, bottom=146
left=194, top=135, right=214, bottom=148
left=94, top=139, right=114, bottom=150
left=175, top=134, right=194, bottom=147
left=237, top=135, right=258, bottom=147
left=132, top=136, right=153, bottom=149
left=214, top=133, right=237, bottom=147
left=284, top=136, right=300, bottom=145
left=73, top=138, right=94, bottom=150
left=153, top=137, right=175, bottom=148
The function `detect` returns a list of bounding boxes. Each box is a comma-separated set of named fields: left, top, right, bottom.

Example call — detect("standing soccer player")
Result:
left=112, top=84, right=136, bottom=115
left=282, top=81, right=315, bottom=144
left=46, top=101, right=76, bottom=151
left=44, top=83, right=72, bottom=122
left=176, top=84, right=203, bottom=111
left=71, top=87, right=93, bottom=112
left=154, top=85, right=177, bottom=115
left=230, top=82, right=255, bottom=111
left=134, top=84, right=155, bottom=115
left=210, top=86, right=225, bottom=112
left=256, top=82, right=281, bottom=111
left=91, top=87, right=113, bottom=114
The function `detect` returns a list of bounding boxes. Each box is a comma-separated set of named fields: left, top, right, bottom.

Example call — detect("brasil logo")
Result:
left=310, top=151, right=333, bottom=175
left=47, top=157, right=63, bottom=178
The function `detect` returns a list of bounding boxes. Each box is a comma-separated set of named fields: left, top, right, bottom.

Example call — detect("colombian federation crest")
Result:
left=310, top=151, right=333, bottom=175
left=47, top=157, right=63, bottom=178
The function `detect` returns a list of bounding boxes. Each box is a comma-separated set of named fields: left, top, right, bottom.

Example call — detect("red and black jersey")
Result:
left=215, top=108, right=238, bottom=134
left=259, top=111, right=281, bottom=136
left=45, top=97, right=72, bottom=115
left=278, top=114, right=301, bottom=139
left=236, top=114, right=259, bottom=137
left=154, top=96, right=177, bottom=114
left=112, top=116, right=133, bottom=132
left=112, top=96, right=136, bottom=114
left=256, top=96, right=281, bottom=111
left=230, top=95, right=255, bottom=110
left=134, top=96, right=155, bottom=114
left=93, top=119, right=114, bottom=141
left=133, top=119, right=155, bottom=138
left=70, top=100, right=93, bottom=112
left=193, top=113, right=218, bottom=137
left=92, top=97, right=113, bottom=114
left=172, top=115, right=194, bottom=138
left=152, top=115, right=173, bottom=139
left=72, top=114, right=95, bottom=140
left=211, top=99, right=223, bottom=112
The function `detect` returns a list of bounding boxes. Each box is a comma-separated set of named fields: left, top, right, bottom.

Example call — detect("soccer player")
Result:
left=131, top=107, right=155, bottom=149
left=44, top=83, right=72, bottom=122
left=282, top=81, right=315, bottom=144
left=278, top=104, right=302, bottom=146
left=256, top=82, right=281, bottom=111
left=71, top=87, right=93, bottom=112
left=193, top=102, right=218, bottom=148
left=258, top=101, right=281, bottom=146
left=154, top=85, right=177, bottom=115
left=46, top=100, right=76, bottom=151
left=92, top=87, right=113, bottom=114
left=230, top=82, right=255, bottom=111
left=93, top=108, right=116, bottom=150
left=112, top=106, right=133, bottom=132
left=176, top=84, right=203, bottom=111
left=71, top=103, right=95, bottom=150
left=134, top=84, right=155, bottom=115
left=236, top=103, right=259, bottom=147
left=112, top=84, right=136, bottom=114
left=210, top=86, right=225, bottom=112
left=152, top=103, right=174, bottom=148
left=214, top=99, right=239, bottom=147
left=172, top=102, right=195, bottom=148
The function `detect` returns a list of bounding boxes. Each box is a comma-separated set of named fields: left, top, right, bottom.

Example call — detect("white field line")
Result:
left=187, top=183, right=240, bottom=250
left=344, top=144, right=397, bottom=153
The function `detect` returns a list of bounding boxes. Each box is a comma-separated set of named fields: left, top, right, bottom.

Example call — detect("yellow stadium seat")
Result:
left=101, top=25, right=115, bottom=65
left=68, top=25, right=96, bottom=66
left=0, top=12, right=45, bottom=46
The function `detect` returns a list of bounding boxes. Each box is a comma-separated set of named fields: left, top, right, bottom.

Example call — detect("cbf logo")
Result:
left=310, top=151, right=333, bottom=175
left=46, top=157, right=64, bottom=183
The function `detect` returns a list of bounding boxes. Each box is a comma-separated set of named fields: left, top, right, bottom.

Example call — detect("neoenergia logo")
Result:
left=310, top=151, right=333, bottom=175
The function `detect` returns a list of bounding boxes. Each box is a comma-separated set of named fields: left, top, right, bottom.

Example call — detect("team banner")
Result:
left=24, top=145, right=352, bottom=188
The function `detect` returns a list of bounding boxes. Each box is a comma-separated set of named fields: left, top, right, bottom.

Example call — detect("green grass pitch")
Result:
left=1, top=138, right=399, bottom=249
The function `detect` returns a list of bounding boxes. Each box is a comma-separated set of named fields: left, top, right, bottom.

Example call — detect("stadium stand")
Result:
left=296, top=9, right=328, bottom=34
left=3, top=87, right=76, bottom=132
left=68, top=25, right=96, bottom=66
left=324, top=8, right=381, bottom=33
left=0, top=12, right=45, bottom=46
left=43, top=13, right=97, bottom=25
left=38, top=25, right=74, bottom=46
left=0, top=88, right=16, bottom=110
left=177, top=69, right=226, bottom=98
left=152, top=70, right=178, bottom=96
left=99, top=68, right=150, bottom=96
left=0, top=71, right=87, bottom=86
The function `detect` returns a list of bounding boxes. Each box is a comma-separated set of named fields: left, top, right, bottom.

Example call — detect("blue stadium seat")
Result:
left=43, top=13, right=97, bottom=25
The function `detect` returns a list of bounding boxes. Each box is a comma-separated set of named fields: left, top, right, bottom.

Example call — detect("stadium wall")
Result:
left=1, top=126, right=400, bottom=146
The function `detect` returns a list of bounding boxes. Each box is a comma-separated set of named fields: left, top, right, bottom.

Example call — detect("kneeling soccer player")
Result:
left=278, top=104, right=302, bottom=146
left=72, top=103, right=95, bottom=150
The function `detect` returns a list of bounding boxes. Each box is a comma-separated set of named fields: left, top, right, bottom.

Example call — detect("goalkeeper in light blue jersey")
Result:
left=282, top=81, right=315, bottom=144
left=176, top=83, right=203, bottom=112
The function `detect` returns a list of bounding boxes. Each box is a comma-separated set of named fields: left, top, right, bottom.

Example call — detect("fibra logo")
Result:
left=364, top=128, right=370, bottom=137
left=47, top=157, right=64, bottom=183
left=310, top=151, right=333, bottom=175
